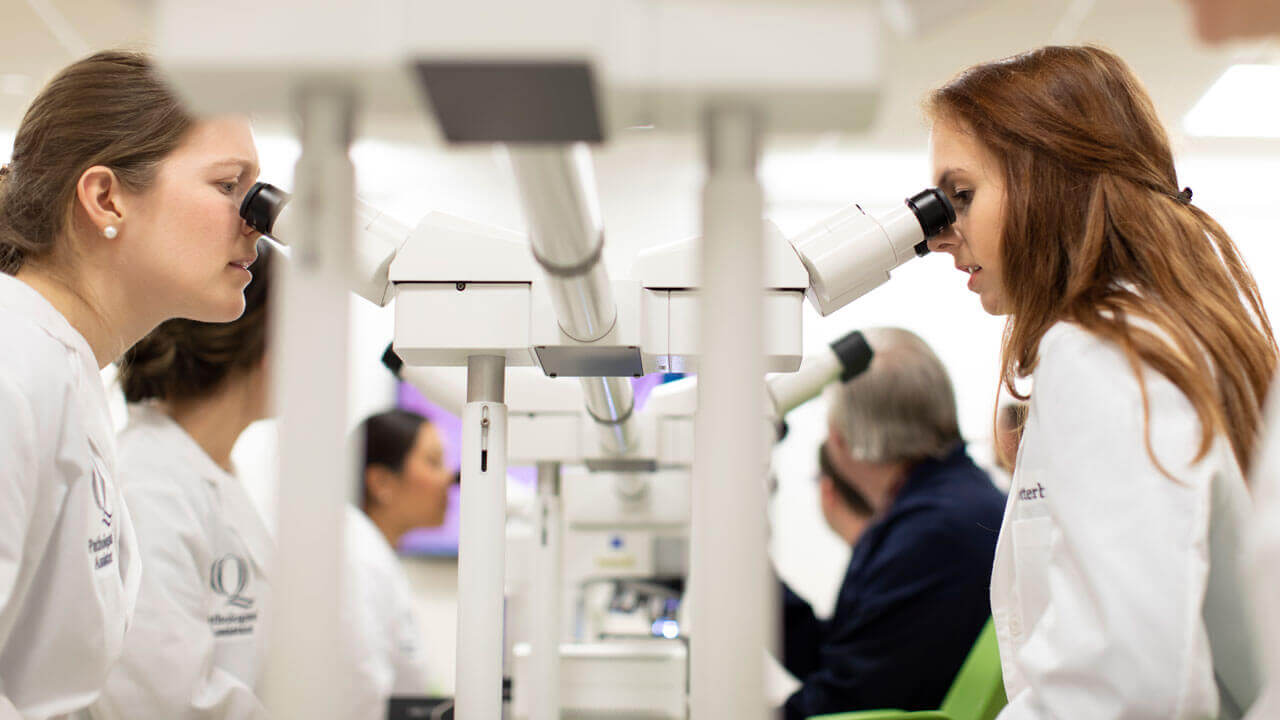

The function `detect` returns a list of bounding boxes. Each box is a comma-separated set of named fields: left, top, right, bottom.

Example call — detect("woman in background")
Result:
left=344, top=408, right=455, bottom=718
left=95, top=246, right=275, bottom=719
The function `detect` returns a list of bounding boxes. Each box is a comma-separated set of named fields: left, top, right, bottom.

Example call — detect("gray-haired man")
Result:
left=781, top=327, right=1006, bottom=719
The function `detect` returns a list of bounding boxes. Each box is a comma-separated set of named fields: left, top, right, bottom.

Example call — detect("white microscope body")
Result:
left=247, top=179, right=945, bottom=719
left=158, top=2, right=956, bottom=717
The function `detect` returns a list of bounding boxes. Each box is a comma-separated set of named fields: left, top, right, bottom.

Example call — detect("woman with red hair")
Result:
left=925, top=45, right=1275, bottom=718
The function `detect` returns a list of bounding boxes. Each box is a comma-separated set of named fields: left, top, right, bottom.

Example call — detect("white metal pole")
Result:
left=689, top=105, right=770, bottom=720
left=263, top=85, right=355, bottom=720
left=456, top=355, right=508, bottom=719
left=531, top=461, right=563, bottom=720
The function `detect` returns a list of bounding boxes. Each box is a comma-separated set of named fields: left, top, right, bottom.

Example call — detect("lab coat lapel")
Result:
left=217, top=472, right=275, bottom=578
left=988, top=463, right=1020, bottom=691
left=1203, top=443, right=1263, bottom=715
left=78, top=344, right=143, bottom=625
left=73, top=330, right=115, bottom=468
left=137, top=403, right=276, bottom=576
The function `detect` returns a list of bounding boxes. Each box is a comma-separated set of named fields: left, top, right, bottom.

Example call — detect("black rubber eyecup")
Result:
left=240, top=182, right=291, bottom=237
left=907, top=187, right=956, bottom=239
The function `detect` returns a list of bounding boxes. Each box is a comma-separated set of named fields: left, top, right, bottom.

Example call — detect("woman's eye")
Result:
left=217, top=181, right=238, bottom=194
left=950, top=189, right=973, bottom=210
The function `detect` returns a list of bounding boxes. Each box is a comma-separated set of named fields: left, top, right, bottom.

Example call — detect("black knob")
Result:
left=381, top=342, right=405, bottom=378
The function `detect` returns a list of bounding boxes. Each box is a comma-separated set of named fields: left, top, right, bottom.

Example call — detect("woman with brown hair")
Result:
left=93, top=246, right=274, bottom=720
left=0, top=50, right=261, bottom=717
left=925, top=45, right=1275, bottom=718
left=344, top=409, right=452, bottom=718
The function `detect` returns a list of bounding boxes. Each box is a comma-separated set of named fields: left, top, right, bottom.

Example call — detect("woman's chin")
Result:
left=980, top=292, right=1010, bottom=316
left=195, top=295, right=247, bottom=323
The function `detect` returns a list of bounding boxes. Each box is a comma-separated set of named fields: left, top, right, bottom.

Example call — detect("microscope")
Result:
left=241, top=180, right=950, bottom=719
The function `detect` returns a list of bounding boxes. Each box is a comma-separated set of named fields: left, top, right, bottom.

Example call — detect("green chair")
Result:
left=808, top=618, right=1006, bottom=720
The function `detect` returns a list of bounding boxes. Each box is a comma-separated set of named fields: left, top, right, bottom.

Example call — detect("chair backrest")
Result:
left=937, top=619, right=1006, bottom=720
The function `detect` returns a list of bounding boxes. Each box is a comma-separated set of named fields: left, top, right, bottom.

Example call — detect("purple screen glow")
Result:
left=393, top=372, right=682, bottom=557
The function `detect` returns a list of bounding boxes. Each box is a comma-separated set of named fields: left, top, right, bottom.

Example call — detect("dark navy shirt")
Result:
left=781, top=444, right=1006, bottom=719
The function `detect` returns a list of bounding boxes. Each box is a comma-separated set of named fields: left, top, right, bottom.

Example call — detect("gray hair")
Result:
left=825, top=327, right=961, bottom=464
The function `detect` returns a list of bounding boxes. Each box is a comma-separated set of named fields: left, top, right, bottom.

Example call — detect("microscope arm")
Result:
left=788, top=188, right=954, bottom=316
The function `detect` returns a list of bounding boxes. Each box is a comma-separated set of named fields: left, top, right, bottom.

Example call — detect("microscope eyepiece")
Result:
left=240, top=182, right=291, bottom=238
left=790, top=184, right=958, bottom=315
left=907, top=187, right=956, bottom=237
left=829, top=329, right=874, bottom=382
left=381, top=342, right=405, bottom=378
left=906, top=187, right=955, bottom=256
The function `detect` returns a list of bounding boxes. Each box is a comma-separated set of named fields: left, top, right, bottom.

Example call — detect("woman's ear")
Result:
left=828, top=422, right=851, bottom=458
left=75, top=165, right=126, bottom=238
left=364, top=465, right=398, bottom=507
left=818, top=476, right=838, bottom=512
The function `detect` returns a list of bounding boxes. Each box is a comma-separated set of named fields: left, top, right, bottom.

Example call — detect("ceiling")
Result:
left=0, top=0, right=1268, bottom=143
left=0, top=0, right=152, bottom=129
left=1, top=0, right=1276, bottom=250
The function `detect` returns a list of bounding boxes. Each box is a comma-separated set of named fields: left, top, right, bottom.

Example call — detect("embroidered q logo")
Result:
left=91, top=467, right=113, bottom=528
left=210, top=554, right=254, bottom=609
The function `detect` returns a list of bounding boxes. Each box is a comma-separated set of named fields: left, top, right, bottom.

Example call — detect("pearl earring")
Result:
left=103, top=225, right=118, bottom=240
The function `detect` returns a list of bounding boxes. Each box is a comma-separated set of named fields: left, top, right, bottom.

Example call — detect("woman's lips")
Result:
left=957, top=263, right=982, bottom=292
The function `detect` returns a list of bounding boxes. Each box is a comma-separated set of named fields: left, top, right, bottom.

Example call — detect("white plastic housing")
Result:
left=636, top=220, right=808, bottom=374
left=394, top=283, right=534, bottom=366
left=271, top=198, right=412, bottom=306
left=766, top=346, right=842, bottom=421
left=512, top=642, right=687, bottom=719
left=349, top=203, right=412, bottom=305
left=790, top=203, right=925, bottom=316
left=389, top=212, right=539, bottom=367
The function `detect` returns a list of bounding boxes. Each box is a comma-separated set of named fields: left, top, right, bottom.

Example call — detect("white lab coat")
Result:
left=340, top=506, right=431, bottom=720
left=91, top=404, right=273, bottom=720
left=1245, top=380, right=1280, bottom=720
left=993, top=322, right=1261, bottom=719
left=0, top=274, right=141, bottom=720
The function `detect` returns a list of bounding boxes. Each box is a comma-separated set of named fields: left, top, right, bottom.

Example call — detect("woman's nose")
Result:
left=927, top=226, right=960, bottom=254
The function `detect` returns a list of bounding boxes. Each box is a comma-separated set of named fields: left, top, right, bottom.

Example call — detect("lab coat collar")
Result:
left=126, top=403, right=276, bottom=574
left=127, top=402, right=238, bottom=489
left=0, top=272, right=96, bottom=360
left=0, top=273, right=116, bottom=466
left=346, top=504, right=397, bottom=557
